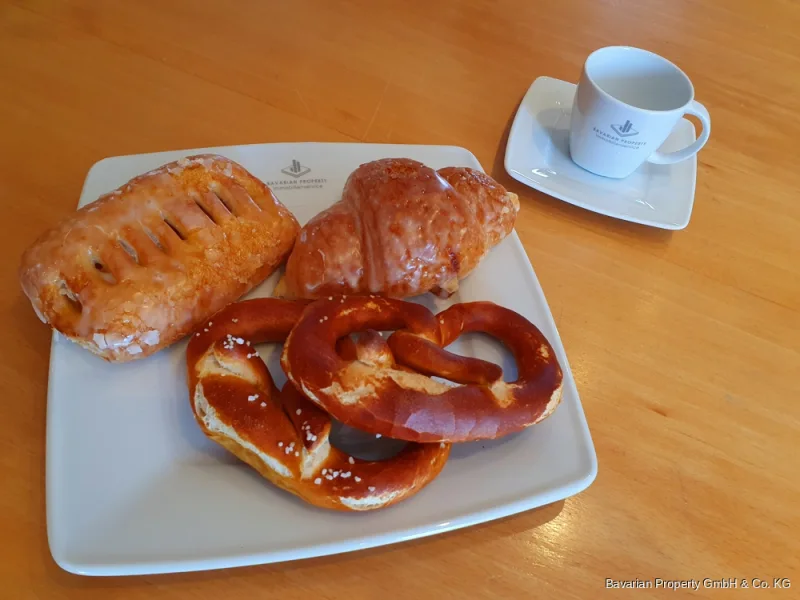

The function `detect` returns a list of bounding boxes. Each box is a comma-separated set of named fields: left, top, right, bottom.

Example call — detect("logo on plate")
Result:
left=281, top=159, right=311, bottom=178
left=610, top=120, right=639, bottom=137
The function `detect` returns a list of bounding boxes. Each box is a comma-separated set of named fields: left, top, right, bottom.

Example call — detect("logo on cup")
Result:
left=610, top=120, right=639, bottom=137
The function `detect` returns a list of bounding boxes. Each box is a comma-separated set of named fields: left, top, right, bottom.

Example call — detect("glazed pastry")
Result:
left=19, top=154, right=299, bottom=361
left=276, top=158, right=519, bottom=299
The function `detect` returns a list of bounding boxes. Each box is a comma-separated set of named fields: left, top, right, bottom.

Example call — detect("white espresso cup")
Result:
left=569, top=46, right=711, bottom=179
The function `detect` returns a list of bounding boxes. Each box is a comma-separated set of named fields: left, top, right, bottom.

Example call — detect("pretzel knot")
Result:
left=187, top=298, right=450, bottom=511
left=282, top=296, right=564, bottom=442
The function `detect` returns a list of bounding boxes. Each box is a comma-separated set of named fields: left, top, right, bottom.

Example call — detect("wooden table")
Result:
left=2, top=0, right=798, bottom=597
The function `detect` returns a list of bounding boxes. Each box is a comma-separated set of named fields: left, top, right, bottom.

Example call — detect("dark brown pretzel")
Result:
left=187, top=298, right=450, bottom=511
left=281, top=296, right=563, bottom=442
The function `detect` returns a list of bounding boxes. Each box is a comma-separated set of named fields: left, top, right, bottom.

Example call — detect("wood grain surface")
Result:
left=1, top=0, right=798, bottom=598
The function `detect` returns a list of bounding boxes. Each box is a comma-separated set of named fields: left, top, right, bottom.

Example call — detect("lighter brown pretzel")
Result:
left=282, top=296, right=563, bottom=442
left=186, top=298, right=450, bottom=511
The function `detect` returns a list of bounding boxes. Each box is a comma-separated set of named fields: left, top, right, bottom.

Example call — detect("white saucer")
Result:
left=504, top=76, right=697, bottom=230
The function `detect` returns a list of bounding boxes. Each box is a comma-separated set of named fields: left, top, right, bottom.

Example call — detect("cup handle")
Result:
left=647, top=100, right=711, bottom=165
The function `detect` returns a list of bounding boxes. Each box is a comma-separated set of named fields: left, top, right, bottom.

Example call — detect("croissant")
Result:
left=277, top=158, right=519, bottom=299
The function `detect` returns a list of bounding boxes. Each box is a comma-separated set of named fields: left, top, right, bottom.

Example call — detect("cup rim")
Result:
left=584, top=46, right=695, bottom=113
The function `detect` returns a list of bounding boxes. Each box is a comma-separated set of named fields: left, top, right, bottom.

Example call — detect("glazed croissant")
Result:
left=277, top=158, right=519, bottom=299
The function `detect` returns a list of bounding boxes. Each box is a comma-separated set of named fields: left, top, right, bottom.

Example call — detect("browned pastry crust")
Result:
left=282, top=296, right=563, bottom=442
left=19, top=154, right=299, bottom=361
left=277, top=158, right=519, bottom=299
left=187, top=298, right=450, bottom=511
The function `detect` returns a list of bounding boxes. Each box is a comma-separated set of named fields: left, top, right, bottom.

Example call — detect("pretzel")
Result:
left=282, top=296, right=563, bottom=442
left=186, top=298, right=450, bottom=511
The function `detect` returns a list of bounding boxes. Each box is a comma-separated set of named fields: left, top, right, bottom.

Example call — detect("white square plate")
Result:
left=47, top=142, right=597, bottom=575
left=505, top=77, right=697, bottom=230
